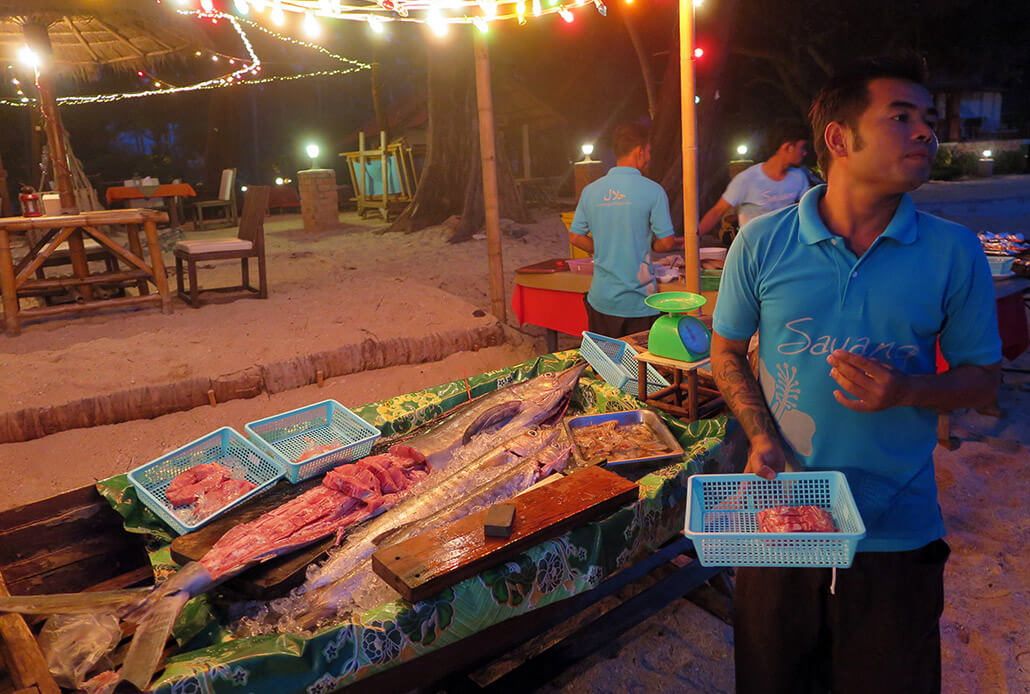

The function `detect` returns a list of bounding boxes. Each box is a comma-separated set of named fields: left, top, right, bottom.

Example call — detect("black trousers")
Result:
left=734, top=539, right=950, bottom=694
left=583, top=295, right=657, bottom=339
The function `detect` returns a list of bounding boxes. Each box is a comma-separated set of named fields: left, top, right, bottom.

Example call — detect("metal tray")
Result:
left=564, top=409, right=685, bottom=468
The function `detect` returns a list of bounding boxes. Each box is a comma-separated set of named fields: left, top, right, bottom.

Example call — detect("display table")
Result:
left=67, top=351, right=729, bottom=693
left=511, top=263, right=718, bottom=351
left=0, top=209, right=172, bottom=336
left=105, top=183, right=196, bottom=228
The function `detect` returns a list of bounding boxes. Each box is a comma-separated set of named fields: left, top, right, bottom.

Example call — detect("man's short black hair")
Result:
left=809, top=54, right=929, bottom=174
left=612, top=123, right=649, bottom=159
left=766, top=119, right=811, bottom=158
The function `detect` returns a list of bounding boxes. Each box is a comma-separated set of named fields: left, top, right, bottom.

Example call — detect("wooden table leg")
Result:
left=142, top=219, right=172, bottom=314
left=126, top=226, right=150, bottom=296
left=638, top=359, right=647, bottom=403
left=687, top=370, right=698, bottom=421
left=545, top=329, right=558, bottom=354
left=65, top=227, right=93, bottom=301
left=167, top=196, right=180, bottom=229
left=0, top=227, right=20, bottom=336
left=672, top=367, right=683, bottom=408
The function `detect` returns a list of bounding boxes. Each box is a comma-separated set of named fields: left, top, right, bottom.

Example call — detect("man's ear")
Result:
left=824, top=122, right=849, bottom=161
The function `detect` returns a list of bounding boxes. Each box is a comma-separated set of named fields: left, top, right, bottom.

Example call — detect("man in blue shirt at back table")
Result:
left=569, top=123, right=677, bottom=338
left=712, top=55, right=1001, bottom=693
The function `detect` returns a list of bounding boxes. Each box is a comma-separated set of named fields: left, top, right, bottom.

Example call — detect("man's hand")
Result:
left=745, top=435, right=788, bottom=480
left=827, top=349, right=912, bottom=412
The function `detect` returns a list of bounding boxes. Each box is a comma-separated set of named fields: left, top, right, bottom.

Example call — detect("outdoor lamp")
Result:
left=581, top=143, right=594, bottom=161
left=17, top=46, right=39, bottom=70
left=736, top=144, right=749, bottom=156
left=241, top=185, right=249, bottom=192
left=982, top=149, right=993, bottom=159
left=275, top=176, right=284, bottom=186
left=306, top=144, right=320, bottom=168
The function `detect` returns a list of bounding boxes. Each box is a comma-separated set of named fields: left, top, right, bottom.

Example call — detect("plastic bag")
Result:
left=38, top=612, right=121, bottom=689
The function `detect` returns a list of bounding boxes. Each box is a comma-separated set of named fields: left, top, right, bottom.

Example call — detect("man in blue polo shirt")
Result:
left=712, top=56, right=1001, bottom=692
left=569, top=123, right=676, bottom=337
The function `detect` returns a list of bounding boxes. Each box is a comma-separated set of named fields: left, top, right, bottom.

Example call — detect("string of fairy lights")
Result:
left=0, top=9, right=370, bottom=108
left=1, top=0, right=620, bottom=108
left=196, top=0, right=608, bottom=34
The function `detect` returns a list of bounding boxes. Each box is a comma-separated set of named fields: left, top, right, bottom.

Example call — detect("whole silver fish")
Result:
left=276, top=428, right=574, bottom=631
left=388, top=363, right=586, bottom=471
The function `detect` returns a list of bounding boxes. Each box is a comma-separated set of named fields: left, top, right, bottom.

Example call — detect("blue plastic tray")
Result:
left=579, top=331, right=669, bottom=397
left=684, top=472, right=866, bottom=568
left=128, top=427, right=284, bottom=535
left=245, top=399, right=381, bottom=482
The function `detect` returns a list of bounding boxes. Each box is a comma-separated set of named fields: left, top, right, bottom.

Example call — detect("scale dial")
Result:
left=677, top=315, right=711, bottom=355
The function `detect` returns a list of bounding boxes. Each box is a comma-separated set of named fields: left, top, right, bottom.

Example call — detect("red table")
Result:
left=105, top=183, right=197, bottom=228
left=511, top=270, right=590, bottom=351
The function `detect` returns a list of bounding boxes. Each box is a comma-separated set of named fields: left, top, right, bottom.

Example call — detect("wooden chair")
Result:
left=174, top=185, right=269, bottom=307
left=193, top=168, right=238, bottom=230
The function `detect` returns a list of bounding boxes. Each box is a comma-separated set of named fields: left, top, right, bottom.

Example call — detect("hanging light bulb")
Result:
left=558, top=5, right=573, bottom=21
left=472, top=16, right=489, bottom=32
left=251, top=0, right=266, bottom=10
left=233, top=0, right=250, bottom=14
left=593, top=0, right=606, bottom=14
left=200, top=0, right=214, bottom=11
left=531, top=0, right=542, bottom=15
left=17, top=46, right=39, bottom=69
left=516, top=0, right=526, bottom=23
left=479, top=0, right=498, bottom=19
left=367, top=15, right=385, bottom=33
left=303, top=11, right=321, bottom=37
left=271, top=0, right=286, bottom=25
left=427, top=9, right=448, bottom=36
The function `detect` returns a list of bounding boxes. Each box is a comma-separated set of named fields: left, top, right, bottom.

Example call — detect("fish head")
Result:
left=522, top=363, right=586, bottom=426
left=506, top=426, right=561, bottom=459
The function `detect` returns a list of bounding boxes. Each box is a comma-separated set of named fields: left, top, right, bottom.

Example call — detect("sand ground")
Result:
left=0, top=192, right=1027, bottom=693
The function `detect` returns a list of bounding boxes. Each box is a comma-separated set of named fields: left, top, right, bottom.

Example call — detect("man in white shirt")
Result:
left=698, top=120, right=811, bottom=236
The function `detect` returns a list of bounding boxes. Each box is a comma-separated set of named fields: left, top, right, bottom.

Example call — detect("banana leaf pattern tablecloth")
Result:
left=97, top=351, right=727, bottom=693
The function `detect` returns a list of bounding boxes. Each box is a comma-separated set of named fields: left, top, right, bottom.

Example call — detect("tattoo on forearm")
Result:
left=713, top=352, right=780, bottom=441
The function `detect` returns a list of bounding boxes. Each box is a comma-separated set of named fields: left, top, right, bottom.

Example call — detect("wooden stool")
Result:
left=634, top=350, right=719, bottom=421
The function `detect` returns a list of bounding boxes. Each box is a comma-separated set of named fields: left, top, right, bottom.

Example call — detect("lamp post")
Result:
left=306, top=143, right=320, bottom=169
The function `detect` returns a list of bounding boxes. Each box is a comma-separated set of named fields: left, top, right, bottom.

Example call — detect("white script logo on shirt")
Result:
left=777, top=317, right=920, bottom=368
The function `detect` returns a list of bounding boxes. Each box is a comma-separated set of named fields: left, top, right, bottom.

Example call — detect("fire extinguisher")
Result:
left=19, top=185, right=42, bottom=217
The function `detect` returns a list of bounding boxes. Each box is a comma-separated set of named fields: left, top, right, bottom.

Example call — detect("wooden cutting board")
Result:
left=371, top=466, right=638, bottom=603
left=169, top=478, right=335, bottom=599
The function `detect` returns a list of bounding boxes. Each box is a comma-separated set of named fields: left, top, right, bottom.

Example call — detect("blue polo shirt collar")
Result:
left=608, top=166, right=641, bottom=177
left=797, top=184, right=919, bottom=246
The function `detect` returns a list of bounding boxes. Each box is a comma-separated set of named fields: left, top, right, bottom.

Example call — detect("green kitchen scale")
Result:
left=644, top=291, right=712, bottom=362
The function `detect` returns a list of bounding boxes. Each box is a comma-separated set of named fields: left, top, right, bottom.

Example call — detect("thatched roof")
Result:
left=0, top=2, right=210, bottom=80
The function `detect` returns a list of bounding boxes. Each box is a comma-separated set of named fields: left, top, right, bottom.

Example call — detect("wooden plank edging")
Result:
left=0, top=324, right=504, bottom=443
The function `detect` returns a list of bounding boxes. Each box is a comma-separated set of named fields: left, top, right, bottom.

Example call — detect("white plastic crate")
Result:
left=245, top=400, right=381, bottom=482
left=579, top=331, right=670, bottom=397
left=128, top=427, right=284, bottom=535
left=684, top=472, right=866, bottom=568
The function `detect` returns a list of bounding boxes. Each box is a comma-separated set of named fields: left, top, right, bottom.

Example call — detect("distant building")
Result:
left=931, top=80, right=1010, bottom=142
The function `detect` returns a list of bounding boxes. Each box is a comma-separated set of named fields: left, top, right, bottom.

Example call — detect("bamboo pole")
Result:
left=23, top=22, right=78, bottom=215
left=679, top=0, right=701, bottom=297
left=473, top=31, right=506, bottom=322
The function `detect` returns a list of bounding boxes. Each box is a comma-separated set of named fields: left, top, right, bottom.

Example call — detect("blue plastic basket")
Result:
left=128, top=427, right=285, bottom=535
left=245, top=400, right=381, bottom=482
left=684, top=472, right=866, bottom=568
left=579, top=331, right=670, bottom=397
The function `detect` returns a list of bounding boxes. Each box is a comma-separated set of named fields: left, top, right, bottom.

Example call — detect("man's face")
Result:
left=842, top=78, right=938, bottom=193
left=784, top=140, right=809, bottom=166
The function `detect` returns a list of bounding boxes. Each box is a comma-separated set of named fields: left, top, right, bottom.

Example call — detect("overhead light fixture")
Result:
left=736, top=144, right=748, bottom=156
left=17, top=46, right=40, bottom=70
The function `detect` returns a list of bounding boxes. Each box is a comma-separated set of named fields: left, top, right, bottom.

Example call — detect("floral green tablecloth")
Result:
left=97, top=351, right=727, bottom=693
